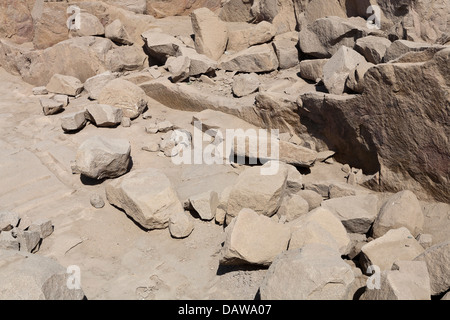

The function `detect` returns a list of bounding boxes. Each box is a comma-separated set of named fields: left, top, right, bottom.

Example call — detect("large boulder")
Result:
left=321, top=194, right=379, bottom=234
left=226, top=21, right=276, bottom=52
left=191, top=8, right=228, bottom=61
left=226, top=165, right=288, bottom=220
left=414, top=241, right=450, bottom=296
left=141, top=30, right=184, bottom=64
left=83, top=71, right=117, bottom=100
left=105, top=19, right=134, bottom=45
left=189, top=191, right=219, bottom=221
left=218, top=43, right=279, bottom=73
left=106, top=168, right=184, bottom=230
left=70, top=12, right=105, bottom=37
left=259, top=244, right=355, bottom=300
left=360, top=227, right=425, bottom=273
left=299, top=47, right=450, bottom=203
left=373, top=190, right=424, bottom=238
left=106, top=45, right=147, bottom=72
left=250, top=0, right=296, bottom=34
left=46, top=74, right=83, bottom=97
left=355, top=36, right=392, bottom=64
left=288, top=220, right=341, bottom=253
left=75, top=136, right=131, bottom=180
left=220, top=208, right=290, bottom=266
left=98, top=78, right=147, bottom=119
left=361, top=260, right=431, bottom=300
left=383, top=40, right=434, bottom=62
left=0, top=0, right=34, bottom=44
left=0, top=249, right=85, bottom=300
left=299, top=59, right=328, bottom=82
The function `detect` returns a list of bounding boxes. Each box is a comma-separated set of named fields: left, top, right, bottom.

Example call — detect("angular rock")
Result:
left=106, top=168, right=184, bottom=230
left=0, top=231, right=19, bottom=251
left=362, top=260, right=431, bottom=300
left=176, top=46, right=217, bottom=76
left=414, top=241, right=450, bottom=296
left=360, top=227, right=425, bottom=273
left=121, top=117, right=131, bottom=128
left=106, top=45, right=147, bottom=73
left=46, top=74, right=83, bottom=97
left=251, top=0, right=296, bottom=34
left=40, top=98, right=63, bottom=116
left=32, top=86, right=48, bottom=95
left=61, top=111, right=87, bottom=132
left=169, top=211, right=194, bottom=239
left=90, top=194, right=105, bottom=209
left=189, top=191, right=219, bottom=221
left=28, top=219, right=53, bottom=239
left=219, top=0, right=253, bottom=23
left=166, top=56, right=190, bottom=82
left=226, top=165, right=287, bottom=219
left=105, top=19, right=133, bottom=45
left=98, top=79, right=147, bottom=119
left=373, top=190, right=424, bottom=238
left=272, top=38, right=299, bottom=69
left=355, top=36, right=392, bottom=64
left=83, top=71, right=117, bottom=101
left=323, top=46, right=367, bottom=95
left=289, top=220, right=341, bottom=253
left=232, top=73, right=259, bottom=97
left=216, top=186, right=232, bottom=226
left=0, top=211, right=20, bottom=231
left=226, top=21, right=276, bottom=52
left=295, top=190, right=322, bottom=210
left=0, top=249, right=85, bottom=299
left=191, top=8, right=228, bottom=61
left=259, top=244, right=355, bottom=300
left=289, top=207, right=350, bottom=255
left=70, top=12, right=105, bottom=37
left=220, top=208, right=290, bottom=266
left=346, top=61, right=375, bottom=93
left=141, top=30, right=184, bottom=64
left=218, top=44, right=279, bottom=73
left=75, top=136, right=131, bottom=180
left=16, top=229, right=41, bottom=253
left=86, top=104, right=123, bottom=127
left=277, top=194, right=309, bottom=223
left=383, top=40, right=433, bottom=62
left=416, top=234, right=433, bottom=250
left=321, top=194, right=379, bottom=234
left=299, top=59, right=328, bottom=82
left=282, top=163, right=303, bottom=194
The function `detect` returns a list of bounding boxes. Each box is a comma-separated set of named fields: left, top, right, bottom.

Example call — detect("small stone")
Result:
left=40, top=98, right=63, bottom=116
left=32, top=86, right=48, bottom=95
left=169, top=211, right=194, bottom=239
left=61, top=111, right=86, bottom=132
left=416, top=234, right=433, bottom=249
left=121, top=117, right=131, bottom=127
left=199, top=75, right=215, bottom=85
left=142, top=143, right=160, bottom=152
left=0, top=211, right=20, bottom=231
left=0, top=231, right=19, bottom=250
left=28, top=219, right=53, bottom=239
left=53, top=95, right=69, bottom=107
left=90, top=194, right=105, bottom=209
left=157, top=120, right=174, bottom=133
left=189, top=191, right=219, bottom=221
left=16, top=229, right=41, bottom=253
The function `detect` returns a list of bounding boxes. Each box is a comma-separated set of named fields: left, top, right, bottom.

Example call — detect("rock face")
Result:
left=322, top=46, right=367, bottom=95
left=373, top=190, right=424, bottom=238
left=46, top=74, right=83, bottom=97
left=0, top=249, right=85, bottom=300
left=191, top=8, right=228, bottom=61
left=362, top=260, right=431, bottom=300
left=299, top=48, right=450, bottom=203
left=220, top=208, right=290, bottom=266
left=75, top=136, right=131, bottom=180
left=259, top=244, right=355, bottom=300
left=218, top=44, right=279, bottom=73
left=360, top=227, right=425, bottom=273
left=414, top=241, right=450, bottom=296
left=98, top=79, right=147, bottom=119
left=226, top=165, right=287, bottom=220
left=106, top=168, right=184, bottom=230
left=321, top=194, right=379, bottom=234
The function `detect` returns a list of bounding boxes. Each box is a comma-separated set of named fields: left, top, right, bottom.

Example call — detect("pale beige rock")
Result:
left=219, top=0, right=253, bottom=23
left=32, top=86, right=48, bottom=95
left=218, top=44, right=279, bottom=73
left=232, top=73, right=260, bottom=97
left=0, top=231, right=19, bottom=251
left=166, top=56, right=190, bottom=82
left=176, top=46, right=217, bottom=76
left=61, top=111, right=87, bottom=132
left=277, top=194, right=309, bottom=223
left=414, top=241, right=450, bottom=296
left=220, top=208, right=290, bottom=266
left=226, top=21, right=276, bottom=52
left=98, top=79, right=147, bottom=119
left=189, top=191, right=219, bottom=221
left=321, top=194, right=379, bottom=234
left=361, top=260, right=431, bottom=300
left=216, top=186, right=232, bottom=226
left=191, top=8, right=228, bottom=61
left=384, top=40, right=433, bottom=62
left=83, top=71, right=117, bottom=100
left=346, top=61, right=375, bottom=93
left=85, top=104, right=123, bottom=127
left=360, top=227, right=425, bottom=273
left=226, top=165, right=287, bottom=219
left=0, top=211, right=20, bottom=231
left=289, top=220, right=340, bottom=252
left=259, top=244, right=354, bottom=300
left=0, top=249, right=85, bottom=300
left=355, top=36, right=392, bottom=64
left=272, top=38, right=299, bottom=69
left=295, top=190, right=322, bottom=210
left=105, top=19, right=133, bottom=45
left=169, top=211, right=194, bottom=239
left=141, top=30, right=184, bottom=63
left=28, top=219, right=53, bottom=239
left=46, top=74, right=83, bottom=97
left=373, top=190, right=424, bottom=238
left=70, top=12, right=105, bottom=37
left=16, top=229, right=40, bottom=253
left=75, top=136, right=131, bottom=180
left=323, top=46, right=367, bottom=95
left=40, top=98, right=63, bottom=116
left=106, top=168, right=184, bottom=230
left=106, top=45, right=147, bottom=72
left=289, top=207, right=350, bottom=255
